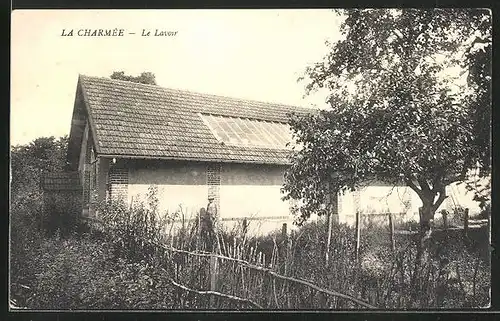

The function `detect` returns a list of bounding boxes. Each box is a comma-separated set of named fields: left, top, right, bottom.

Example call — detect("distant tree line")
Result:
left=110, top=71, right=157, bottom=85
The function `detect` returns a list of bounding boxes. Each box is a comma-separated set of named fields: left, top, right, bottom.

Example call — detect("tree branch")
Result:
left=168, top=276, right=263, bottom=309
left=405, top=178, right=425, bottom=200
left=432, top=185, right=447, bottom=212
left=417, top=177, right=431, bottom=193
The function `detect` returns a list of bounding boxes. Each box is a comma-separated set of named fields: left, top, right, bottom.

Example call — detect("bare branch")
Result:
left=167, top=276, right=263, bottom=309
left=149, top=239, right=376, bottom=308
left=84, top=217, right=378, bottom=309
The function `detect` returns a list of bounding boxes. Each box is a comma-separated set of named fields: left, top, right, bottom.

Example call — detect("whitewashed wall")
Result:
left=123, top=161, right=293, bottom=235
left=117, top=159, right=486, bottom=232
left=219, top=163, right=291, bottom=235
left=338, top=182, right=485, bottom=226
left=127, top=161, right=207, bottom=220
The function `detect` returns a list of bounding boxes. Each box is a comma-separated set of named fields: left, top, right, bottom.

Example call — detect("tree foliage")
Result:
left=11, top=136, right=69, bottom=198
left=283, top=9, right=491, bottom=227
left=10, top=136, right=72, bottom=239
left=462, top=11, right=492, bottom=173
left=110, top=71, right=157, bottom=85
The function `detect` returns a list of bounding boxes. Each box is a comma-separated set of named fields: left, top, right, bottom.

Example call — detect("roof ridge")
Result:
left=79, top=74, right=313, bottom=112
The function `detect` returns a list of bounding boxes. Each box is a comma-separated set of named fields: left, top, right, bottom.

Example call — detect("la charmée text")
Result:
left=60, top=28, right=178, bottom=37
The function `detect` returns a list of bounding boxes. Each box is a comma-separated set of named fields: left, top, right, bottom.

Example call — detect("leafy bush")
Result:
left=96, top=187, right=197, bottom=262
left=10, top=192, right=45, bottom=308
left=22, top=233, right=177, bottom=309
left=42, top=191, right=84, bottom=237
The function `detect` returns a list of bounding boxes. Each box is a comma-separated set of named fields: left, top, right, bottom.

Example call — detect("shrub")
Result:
left=241, top=218, right=491, bottom=309
left=474, top=203, right=491, bottom=220
left=10, top=195, right=45, bottom=308
left=96, top=189, right=170, bottom=262
left=42, top=191, right=84, bottom=237
left=25, top=233, right=177, bottom=309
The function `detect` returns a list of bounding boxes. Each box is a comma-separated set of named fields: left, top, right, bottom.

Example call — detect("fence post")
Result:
left=197, top=208, right=202, bottom=252
left=355, top=210, right=361, bottom=262
left=282, top=223, right=287, bottom=239
left=242, top=217, right=248, bottom=237
left=388, top=212, right=395, bottom=251
left=209, top=254, right=218, bottom=307
left=463, top=208, right=469, bottom=239
left=325, top=183, right=336, bottom=267
left=442, top=210, right=448, bottom=230
left=325, top=210, right=332, bottom=266
left=281, top=223, right=288, bottom=276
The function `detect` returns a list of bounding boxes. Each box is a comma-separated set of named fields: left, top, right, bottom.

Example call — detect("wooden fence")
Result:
left=161, top=243, right=376, bottom=309
left=83, top=216, right=376, bottom=309
left=82, top=206, right=488, bottom=309
left=349, top=209, right=488, bottom=261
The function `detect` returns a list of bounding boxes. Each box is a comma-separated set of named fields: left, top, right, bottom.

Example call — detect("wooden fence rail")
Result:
left=160, top=243, right=376, bottom=308
left=167, top=273, right=263, bottom=308
left=146, top=237, right=377, bottom=308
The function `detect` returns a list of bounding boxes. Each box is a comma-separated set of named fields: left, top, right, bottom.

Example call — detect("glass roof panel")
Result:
left=244, top=119, right=274, bottom=146
left=259, top=121, right=283, bottom=146
left=200, top=114, right=293, bottom=149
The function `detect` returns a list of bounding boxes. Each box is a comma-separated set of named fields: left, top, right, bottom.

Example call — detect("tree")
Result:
left=110, top=71, right=157, bottom=85
left=463, top=11, right=492, bottom=174
left=10, top=136, right=70, bottom=237
left=460, top=11, right=492, bottom=210
left=11, top=136, right=69, bottom=198
left=283, top=8, right=491, bottom=233
left=283, top=9, right=491, bottom=303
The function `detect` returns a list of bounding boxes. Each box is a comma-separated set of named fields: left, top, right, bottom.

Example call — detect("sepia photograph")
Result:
left=10, top=8, right=491, bottom=310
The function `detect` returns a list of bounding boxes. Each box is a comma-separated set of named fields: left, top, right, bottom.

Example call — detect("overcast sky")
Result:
left=11, top=9, right=343, bottom=146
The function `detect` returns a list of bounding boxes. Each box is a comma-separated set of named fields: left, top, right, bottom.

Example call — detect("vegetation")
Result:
left=10, top=9, right=490, bottom=310
left=110, top=71, right=157, bottom=85
left=10, top=136, right=82, bottom=237
left=11, top=190, right=490, bottom=309
left=284, top=9, right=491, bottom=231
left=282, top=10, right=491, bottom=301
left=11, top=136, right=68, bottom=196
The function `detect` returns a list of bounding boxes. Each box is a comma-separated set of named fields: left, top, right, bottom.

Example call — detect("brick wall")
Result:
left=109, top=166, right=129, bottom=202
left=82, top=165, right=91, bottom=208
left=207, top=163, right=221, bottom=214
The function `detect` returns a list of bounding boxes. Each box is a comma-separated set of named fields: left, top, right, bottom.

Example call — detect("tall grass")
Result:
left=93, top=194, right=490, bottom=309
left=10, top=185, right=490, bottom=309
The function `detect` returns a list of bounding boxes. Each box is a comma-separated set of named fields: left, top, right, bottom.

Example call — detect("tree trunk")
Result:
left=419, top=202, right=434, bottom=240
left=410, top=202, right=434, bottom=306
left=405, top=177, right=448, bottom=307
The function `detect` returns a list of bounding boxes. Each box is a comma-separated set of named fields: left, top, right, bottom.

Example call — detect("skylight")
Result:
left=200, top=114, right=293, bottom=150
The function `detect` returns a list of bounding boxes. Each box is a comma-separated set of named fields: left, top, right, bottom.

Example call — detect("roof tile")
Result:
left=79, top=75, right=314, bottom=165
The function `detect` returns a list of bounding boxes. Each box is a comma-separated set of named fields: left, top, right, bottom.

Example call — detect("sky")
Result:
left=11, top=9, right=343, bottom=146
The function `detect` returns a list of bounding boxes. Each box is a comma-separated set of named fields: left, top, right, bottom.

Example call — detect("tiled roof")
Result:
left=79, top=75, right=314, bottom=165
